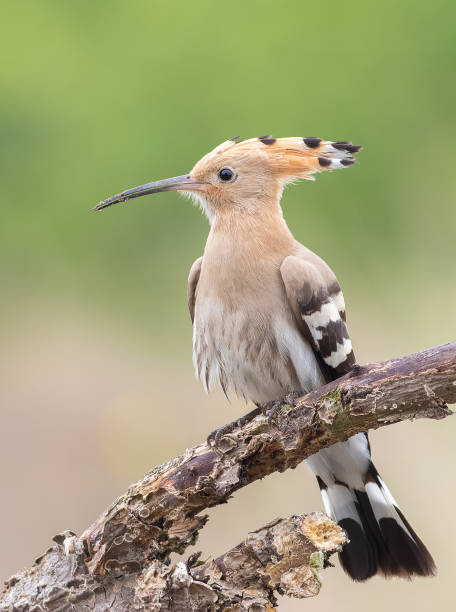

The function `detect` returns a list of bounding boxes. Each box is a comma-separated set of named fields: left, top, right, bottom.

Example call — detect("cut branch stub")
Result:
left=134, top=512, right=347, bottom=611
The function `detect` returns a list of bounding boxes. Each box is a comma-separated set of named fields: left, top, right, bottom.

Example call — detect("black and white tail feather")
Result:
left=280, top=255, right=436, bottom=581
left=307, top=434, right=436, bottom=580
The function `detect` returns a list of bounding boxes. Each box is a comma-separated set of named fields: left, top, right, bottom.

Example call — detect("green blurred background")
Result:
left=1, top=1, right=455, bottom=610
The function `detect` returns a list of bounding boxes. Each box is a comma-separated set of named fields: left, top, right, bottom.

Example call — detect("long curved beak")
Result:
left=94, top=174, right=202, bottom=211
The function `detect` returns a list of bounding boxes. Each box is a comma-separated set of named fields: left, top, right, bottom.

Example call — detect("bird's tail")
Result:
left=306, top=434, right=436, bottom=581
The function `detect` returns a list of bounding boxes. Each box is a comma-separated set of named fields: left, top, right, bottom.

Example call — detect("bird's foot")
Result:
left=265, top=399, right=284, bottom=427
left=265, top=392, right=301, bottom=426
left=207, top=393, right=301, bottom=452
left=206, top=405, right=264, bottom=451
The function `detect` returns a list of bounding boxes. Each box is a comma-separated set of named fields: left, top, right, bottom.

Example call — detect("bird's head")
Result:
left=95, top=136, right=361, bottom=222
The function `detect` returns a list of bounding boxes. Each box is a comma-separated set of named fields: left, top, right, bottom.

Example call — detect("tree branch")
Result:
left=135, top=513, right=346, bottom=610
left=1, top=514, right=346, bottom=611
left=1, top=342, right=454, bottom=610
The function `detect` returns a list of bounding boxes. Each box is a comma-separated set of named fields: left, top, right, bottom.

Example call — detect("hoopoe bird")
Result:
left=96, top=136, right=436, bottom=581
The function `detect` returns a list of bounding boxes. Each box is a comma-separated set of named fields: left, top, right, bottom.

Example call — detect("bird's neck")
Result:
left=203, top=202, right=295, bottom=275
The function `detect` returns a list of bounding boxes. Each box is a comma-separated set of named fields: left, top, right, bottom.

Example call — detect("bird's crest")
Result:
left=206, top=136, right=362, bottom=182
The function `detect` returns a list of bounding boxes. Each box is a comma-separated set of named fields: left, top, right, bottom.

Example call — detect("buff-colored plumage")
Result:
left=97, top=135, right=436, bottom=582
left=184, top=136, right=357, bottom=400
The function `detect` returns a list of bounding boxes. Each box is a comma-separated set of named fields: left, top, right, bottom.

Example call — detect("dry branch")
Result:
left=1, top=514, right=346, bottom=611
left=135, top=513, right=346, bottom=611
left=1, top=341, right=455, bottom=611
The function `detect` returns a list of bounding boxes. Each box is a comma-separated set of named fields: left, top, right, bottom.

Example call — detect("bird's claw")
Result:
left=206, top=421, right=238, bottom=449
left=207, top=395, right=300, bottom=451
left=206, top=405, right=263, bottom=451
left=266, top=400, right=284, bottom=427
left=266, top=393, right=300, bottom=426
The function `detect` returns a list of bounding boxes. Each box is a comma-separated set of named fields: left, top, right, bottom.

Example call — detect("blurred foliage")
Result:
left=1, top=0, right=455, bottom=345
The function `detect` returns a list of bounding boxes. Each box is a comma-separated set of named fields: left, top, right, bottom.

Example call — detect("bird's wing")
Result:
left=187, top=256, right=203, bottom=324
left=281, top=255, right=355, bottom=379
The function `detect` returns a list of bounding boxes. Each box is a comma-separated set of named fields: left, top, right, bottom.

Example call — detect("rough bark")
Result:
left=1, top=514, right=346, bottom=611
left=135, top=513, right=346, bottom=611
left=1, top=342, right=455, bottom=611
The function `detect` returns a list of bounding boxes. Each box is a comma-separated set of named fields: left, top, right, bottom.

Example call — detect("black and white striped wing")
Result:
left=280, top=255, right=355, bottom=380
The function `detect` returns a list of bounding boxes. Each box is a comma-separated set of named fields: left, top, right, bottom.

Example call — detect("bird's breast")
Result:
left=192, top=290, right=325, bottom=404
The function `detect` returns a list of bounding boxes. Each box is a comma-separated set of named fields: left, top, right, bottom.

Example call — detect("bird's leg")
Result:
left=206, top=404, right=264, bottom=449
left=207, top=392, right=301, bottom=450
left=265, top=399, right=285, bottom=427
left=266, top=392, right=301, bottom=426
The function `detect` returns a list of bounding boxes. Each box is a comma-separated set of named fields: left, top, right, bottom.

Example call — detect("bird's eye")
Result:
left=218, top=167, right=234, bottom=182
